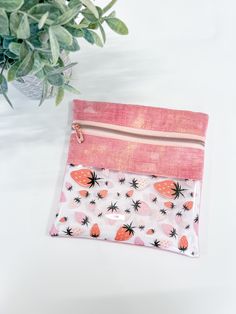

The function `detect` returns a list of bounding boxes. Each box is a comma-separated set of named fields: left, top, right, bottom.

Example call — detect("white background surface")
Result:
left=0, top=1, right=235, bottom=313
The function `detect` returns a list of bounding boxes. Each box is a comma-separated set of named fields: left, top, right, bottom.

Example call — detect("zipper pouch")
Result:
left=50, top=100, right=209, bottom=257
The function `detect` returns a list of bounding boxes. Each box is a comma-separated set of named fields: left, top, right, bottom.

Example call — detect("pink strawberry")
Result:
left=131, top=199, right=152, bottom=216
left=156, top=211, right=167, bottom=221
left=87, top=200, right=96, bottom=211
left=134, top=237, right=144, bottom=246
left=175, top=211, right=183, bottom=225
left=74, top=212, right=90, bottom=226
left=161, top=224, right=177, bottom=238
left=60, top=191, right=66, bottom=202
left=59, top=217, right=68, bottom=223
left=65, top=182, right=73, bottom=191
left=50, top=225, right=58, bottom=236
left=154, top=180, right=186, bottom=199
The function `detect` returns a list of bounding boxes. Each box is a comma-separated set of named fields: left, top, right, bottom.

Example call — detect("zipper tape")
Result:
left=72, top=120, right=205, bottom=150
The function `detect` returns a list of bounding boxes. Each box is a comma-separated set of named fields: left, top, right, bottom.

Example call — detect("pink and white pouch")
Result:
left=50, top=100, right=209, bottom=257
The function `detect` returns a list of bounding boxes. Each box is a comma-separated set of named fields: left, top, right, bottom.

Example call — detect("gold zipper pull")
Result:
left=72, top=122, right=84, bottom=144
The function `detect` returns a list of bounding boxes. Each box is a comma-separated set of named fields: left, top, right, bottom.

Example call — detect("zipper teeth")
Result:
left=73, top=122, right=205, bottom=147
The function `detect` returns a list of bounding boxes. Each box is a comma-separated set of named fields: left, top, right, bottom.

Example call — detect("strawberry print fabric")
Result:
left=51, top=164, right=201, bottom=257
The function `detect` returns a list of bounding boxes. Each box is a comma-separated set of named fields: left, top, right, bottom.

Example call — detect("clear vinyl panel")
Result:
left=51, top=164, right=201, bottom=257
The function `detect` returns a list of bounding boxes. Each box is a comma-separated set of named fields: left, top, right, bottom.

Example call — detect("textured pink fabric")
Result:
left=68, top=134, right=205, bottom=180
left=69, top=100, right=209, bottom=180
left=73, top=99, right=208, bottom=137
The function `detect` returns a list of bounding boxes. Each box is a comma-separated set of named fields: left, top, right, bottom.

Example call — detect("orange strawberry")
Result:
left=154, top=180, right=186, bottom=199
left=115, top=222, right=135, bottom=241
left=178, top=235, right=188, bottom=252
left=70, top=169, right=101, bottom=188
left=146, top=228, right=155, bottom=235
left=79, top=190, right=89, bottom=198
left=164, top=201, right=175, bottom=209
left=125, top=190, right=134, bottom=198
left=97, top=189, right=108, bottom=199
left=183, top=201, right=193, bottom=211
left=90, top=223, right=100, bottom=238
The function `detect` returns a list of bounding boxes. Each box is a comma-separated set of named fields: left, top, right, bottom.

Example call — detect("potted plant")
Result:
left=0, top=0, right=128, bottom=107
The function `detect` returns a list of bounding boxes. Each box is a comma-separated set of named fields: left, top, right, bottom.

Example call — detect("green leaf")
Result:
left=0, top=73, right=8, bottom=93
left=64, top=83, right=80, bottom=95
left=4, top=50, right=18, bottom=59
left=16, top=51, right=34, bottom=77
left=89, top=30, right=103, bottom=47
left=32, top=51, right=44, bottom=73
left=98, top=23, right=106, bottom=43
left=35, top=68, right=45, bottom=80
left=51, top=25, right=73, bottom=46
left=0, top=0, right=24, bottom=12
left=0, top=9, right=9, bottom=36
left=19, top=42, right=28, bottom=60
left=81, top=6, right=102, bottom=23
left=47, top=73, right=64, bottom=86
left=48, top=62, right=77, bottom=75
left=49, top=26, right=60, bottom=64
left=107, top=10, right=116, bottom=18
left=29, top=4, right=54, bottom=15
left=38, top=80, right=48, bottom=107
left=53, top=6, right=80, bottom=25
left=53, top=0, right=67, bottom=13
left=10, top=12, right=20, bottom=36
left=38, top=11, right=49, bottom=30
left=9, top=42, right=21, bottom=55
left=17, top=14, right=30, bottom=39
left=21, top=0, right=39, bottom=11
left=81, top=0, right=99, bottom=19
left=82, top=29, right=94, bottom=44
left=105, top=17, right=128, bottom=35
left=68, top=0, right=82, bottom=9
left=60, top=37, right=80, bottom=51
left=55, top=86, right=64, bottom=105
left=65, top=26, right=83, bottom=37
left=103, top=0, right=117, bottom=14
left=7, top=61, right=21, bottom=81
left=3, top=36, right=15, bottom=49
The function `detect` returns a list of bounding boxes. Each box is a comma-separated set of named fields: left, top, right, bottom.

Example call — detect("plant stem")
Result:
left=1, top=58, right=7, bottom=74
left=103, top=0, right=118, bottom=14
